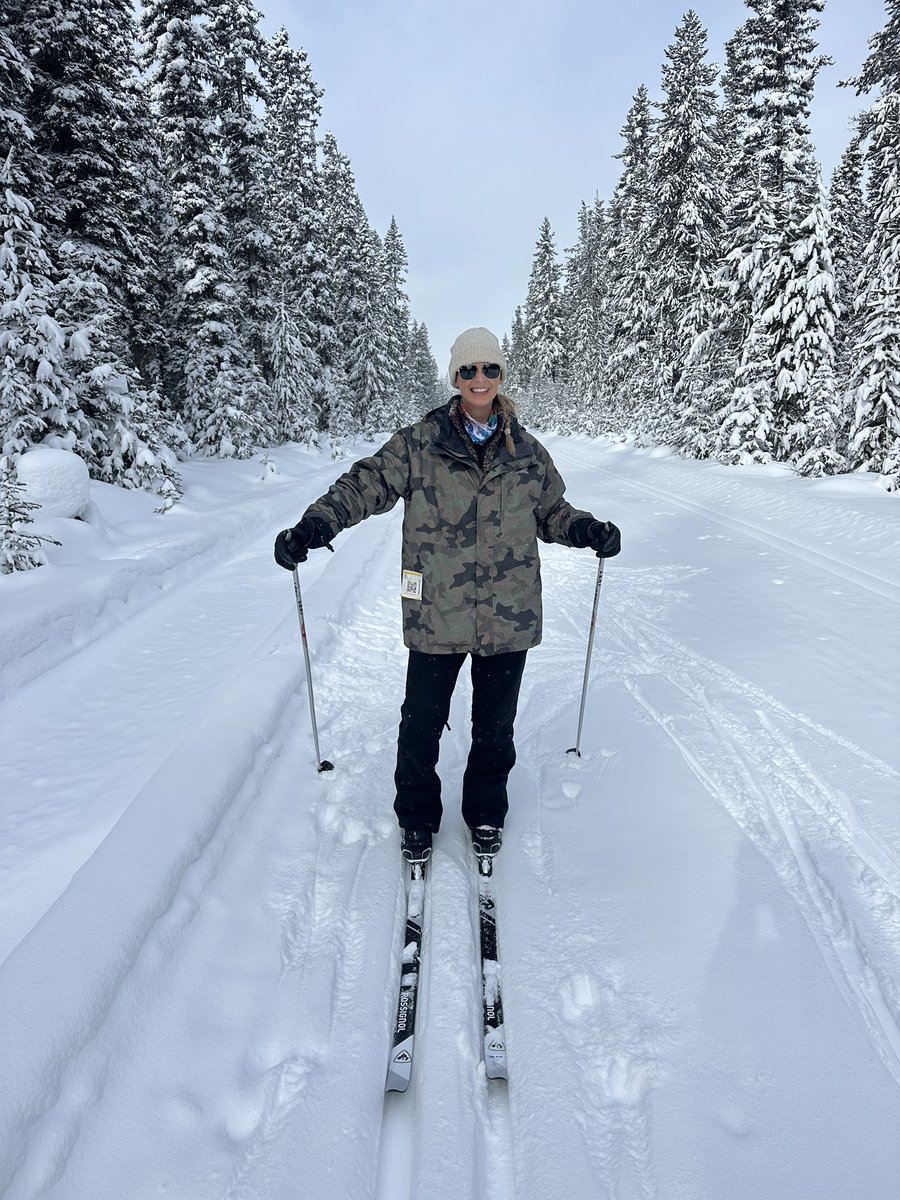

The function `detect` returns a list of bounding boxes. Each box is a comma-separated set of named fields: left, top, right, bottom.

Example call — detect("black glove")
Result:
left=569, top=516, right=621, bottom=558
left=274, top=516, right=334, bottom=570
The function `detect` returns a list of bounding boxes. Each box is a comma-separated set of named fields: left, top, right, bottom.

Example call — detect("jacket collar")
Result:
left=428, top=399, right=533, bottom=469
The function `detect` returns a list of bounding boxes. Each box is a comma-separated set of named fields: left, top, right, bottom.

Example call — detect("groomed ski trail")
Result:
left=2, top=437, right=899, bottom=1200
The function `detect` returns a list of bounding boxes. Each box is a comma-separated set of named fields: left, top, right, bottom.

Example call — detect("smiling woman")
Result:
left=273, top=324, right=621, bottom=861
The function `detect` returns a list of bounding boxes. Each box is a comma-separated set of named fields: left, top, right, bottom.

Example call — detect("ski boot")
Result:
left=471, top=825, right=502, bottom=857
left=401, top=828, right=433, bottom=864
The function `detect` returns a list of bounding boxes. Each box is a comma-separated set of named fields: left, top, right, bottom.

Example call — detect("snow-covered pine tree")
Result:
left=731, top=0, right=838, bottom=468
left=268, top=284, right=317, bottom=445
left=507, top=305, right=529, bottom=397
left=828, top=127, right=868, bottom=409
left=524, top=217, right=566, bottom=429
left=563, top=198, right=608, bottom=433
left=842, top=1, right=900, bottom=489
left=406, top=320, right=440, bottom=418
left=142, top=0, right=254, bottom=459
left=208, top=0, right=274, bottom=419
left=605, top=86, right=656, bottom=439
left=782, top=187, right=844, bottom=475
left=648, top=11, right=725, bottom=454
left=0, top=454, right=58, bottom=571
left=0, top=20, right=32, bottom=186
left=698, top=21, right=759, bottom=459
left=381, top=217, right=412, bottom=426
left=320, top=132, right=374, bottom=439
left=501, top=332, right=512, bottom=378
left=0, top=30, right=81, bottom=460
left=20, top=0, right=182, bottom=490
left=346, top=226, right=394, bottom=437
left=116, top=69, right=179, bottom=415
left=264, top=28, right=326, bottom=443
left=716, top=320, right=779, bottom=464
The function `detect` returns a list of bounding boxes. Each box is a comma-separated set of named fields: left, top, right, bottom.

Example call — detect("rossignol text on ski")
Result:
left=385, top=856, right=428, bottom=1092
left=475, top=846, right=507, bottom=1080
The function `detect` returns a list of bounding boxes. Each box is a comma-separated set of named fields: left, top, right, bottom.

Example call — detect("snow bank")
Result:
left=16, top=447, right=91, bottom=519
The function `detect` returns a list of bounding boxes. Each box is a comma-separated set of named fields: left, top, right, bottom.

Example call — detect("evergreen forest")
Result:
left=1, top=0, right=442, bottom=516
left=511, top=1, right=900, bottom=492
left=2, top=0, right=899, bottom=565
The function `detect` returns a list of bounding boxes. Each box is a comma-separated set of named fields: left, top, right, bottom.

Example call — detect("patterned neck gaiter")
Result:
left=462, top=409, right=498, bottom=445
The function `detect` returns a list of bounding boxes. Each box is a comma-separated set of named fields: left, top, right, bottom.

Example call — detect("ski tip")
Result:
left=386, top=1039, right=415, bottom=1092
left=484, top=1029, right=508, bottom=1081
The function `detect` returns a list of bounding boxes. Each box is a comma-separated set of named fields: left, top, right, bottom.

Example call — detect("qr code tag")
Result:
left=401, top=570, right=423, bottom=600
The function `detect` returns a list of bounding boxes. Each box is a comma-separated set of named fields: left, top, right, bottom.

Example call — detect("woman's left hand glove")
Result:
left=273, top=515, right=334, bottom=569
left=569, top=516, right=621, bottom=558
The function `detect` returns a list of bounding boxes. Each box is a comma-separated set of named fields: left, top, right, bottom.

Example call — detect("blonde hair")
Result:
left=496, top=393, right=518, bottom=457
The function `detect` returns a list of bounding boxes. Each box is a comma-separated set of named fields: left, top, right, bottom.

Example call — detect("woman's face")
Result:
left=455, top=364, right=501, bottom=411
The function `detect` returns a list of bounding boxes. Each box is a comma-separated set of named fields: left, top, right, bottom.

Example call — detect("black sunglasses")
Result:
left=458, top=363, right=502, bottom=381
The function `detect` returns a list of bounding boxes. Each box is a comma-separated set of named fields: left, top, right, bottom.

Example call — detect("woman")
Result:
left=274, top=326, right=620, bottom=862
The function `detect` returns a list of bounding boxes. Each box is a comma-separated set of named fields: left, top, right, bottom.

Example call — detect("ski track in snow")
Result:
left=0, top=452, right=350, bottom=962
left=536, top=511, right=900, bottom=1094
left=0, top=456, right=403, bottom=1198
left=553, top=440, right=900, bottom=606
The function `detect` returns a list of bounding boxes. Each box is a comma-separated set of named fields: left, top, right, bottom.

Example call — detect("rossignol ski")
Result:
left=476, top=852, right=507, bottom=1080
left=385, top=859, right=427, bottom=1092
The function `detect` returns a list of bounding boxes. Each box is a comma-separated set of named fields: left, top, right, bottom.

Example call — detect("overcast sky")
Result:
left=260, top=0, right=887, bottom=376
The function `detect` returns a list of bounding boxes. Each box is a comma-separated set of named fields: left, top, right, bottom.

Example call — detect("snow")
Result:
left=1, top=435, right=899, bottom=1199
left=15, top=446, right=90, bottom=518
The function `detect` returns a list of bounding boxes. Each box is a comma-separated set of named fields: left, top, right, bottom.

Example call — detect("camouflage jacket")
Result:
left=304, top=401, right=590, bottom=655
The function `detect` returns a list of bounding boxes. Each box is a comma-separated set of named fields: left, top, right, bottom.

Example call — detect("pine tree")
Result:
left=649, top=12, right=725, bottom=453
left=0, top=455, right=59, bottom=571
left=524, top=217, right=566, bottom=427
left=320, top=132, right=372, bottom=438
left=19, top=0, right=182, bottom=487
left=563, top=198, right=608, bottom=432
left=0, top=23, right=32, bottom=185
left=208, top=0, right=274, bottom=389
left=697, top=21, right=759, bottom=458
left=829, top=127, right=868, bottom=404
left=346, top=226, right=394, bottom=437
left=142, top=0, right=254, bottom=459
left=269, top=285, right=317, bottom=444
left=743, top=0, right=836, bottom=463
left=716, top=322, right=779, bottom=464
left=0, top=161, right=86, bottom=460
left=712, top=0, right=838, bottom=468
left=507, top=305, right=529, bottom=397
left=264, top=28, right=326, bottom=442
left=605, top=86, right=656, bottom=438
left=781, top=188, right=844, bottom=475
left=381, top=217, right=412, bottom=428
left=407, top=320, right=440, bottom=417
left=0, top=31, right=84, bottom=459
left=842, top=3, right=900, bottom=489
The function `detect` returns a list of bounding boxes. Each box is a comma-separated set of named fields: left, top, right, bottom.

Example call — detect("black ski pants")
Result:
left=393, top=648, right=528, bottom=834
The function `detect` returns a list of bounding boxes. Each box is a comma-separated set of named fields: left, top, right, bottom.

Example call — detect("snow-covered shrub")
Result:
left=15, top=445, right=91, bottom=518
left=0, top=455, right=60, bottom=572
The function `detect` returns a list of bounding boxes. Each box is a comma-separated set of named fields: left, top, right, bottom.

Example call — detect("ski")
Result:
left=385, top=858, right=427, bottom=1092
left=476, top=852, right=508, bottom=1080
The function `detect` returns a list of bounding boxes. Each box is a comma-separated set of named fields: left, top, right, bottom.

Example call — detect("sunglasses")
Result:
left=458, top=363, right=502, bottom=381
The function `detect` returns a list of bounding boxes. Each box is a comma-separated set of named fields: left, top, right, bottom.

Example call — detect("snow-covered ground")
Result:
left=1, top=435, right=899, bottom=1200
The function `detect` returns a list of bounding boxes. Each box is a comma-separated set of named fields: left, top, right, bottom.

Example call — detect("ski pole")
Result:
left=567, top=556, right=606, bottom=758
left=291, top=566, right=334, bottom=773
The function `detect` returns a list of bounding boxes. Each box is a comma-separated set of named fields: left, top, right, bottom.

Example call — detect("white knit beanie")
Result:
left=448, top=327, right=508, bottom=390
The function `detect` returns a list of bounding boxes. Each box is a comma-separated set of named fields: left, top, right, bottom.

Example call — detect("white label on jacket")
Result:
left=401, top=570, right=423, bottom=600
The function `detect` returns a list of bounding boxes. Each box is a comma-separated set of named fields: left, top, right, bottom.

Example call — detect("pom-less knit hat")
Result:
left=448, top=326, right=508, bottom=390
